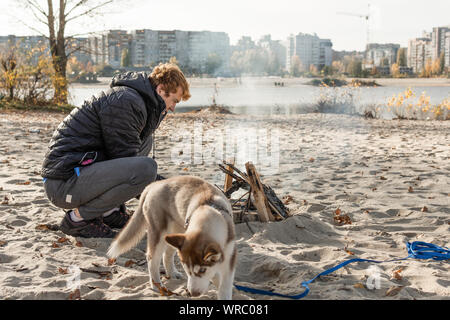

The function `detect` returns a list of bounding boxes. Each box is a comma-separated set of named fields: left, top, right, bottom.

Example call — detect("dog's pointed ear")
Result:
left=165, top=234, right=185, bottom=250
left=203, top=243, right=222, bottom=264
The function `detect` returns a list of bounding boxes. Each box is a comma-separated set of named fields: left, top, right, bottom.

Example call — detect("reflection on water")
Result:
left=69, top=84, right=450, bottom=116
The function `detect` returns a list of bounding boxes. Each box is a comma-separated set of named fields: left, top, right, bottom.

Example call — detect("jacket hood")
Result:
left=110, top=71, right=163, bottom=108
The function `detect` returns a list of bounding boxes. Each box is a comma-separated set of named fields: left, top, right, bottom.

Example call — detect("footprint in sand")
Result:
left=85, top=280, right=112, bottom=290
left=114, top=275, right=149, bottom=288
left=291, top=248, right=328, bottom=262
left=31, top=199, right=48, bottom=205
left=39, top=271, right=54, bottom=279
left=335, top=194, right=348, bottom=200
left=307, top=203, right=326, bottom=213
left=8, top=219, right=28, bottom=227
left=0, top=253, right=17, bottom=264
left=6, top=179, right=29, bottom=185
left=83, top=289, right=106, bottom=300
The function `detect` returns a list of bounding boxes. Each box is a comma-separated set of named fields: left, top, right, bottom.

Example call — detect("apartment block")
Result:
left=106, top=29, right=229, bottom=73
left=408, top=35, right=432, bottom=73
left=0, top=35, right=49, bottom=64
left=188, top=31, right=230, bottom=73
left=258, top=35, right=287, bottom=71
left=88, top=36, right=107, bottom=66
left=286, top=33, right=332, bottom=71
left=431, top=26, right=450, bottom=62
left=408, top=26, right=450, bottom=73
left=446, top=31, right=450, bottom=68
left=67, top=37, right=91, bottom=64
left=234, top=36, right=256, bottom=51
left=89, top=30, right=131, bottom=68
left=365, top=43, right=400, bottom=67
left=0, top=35, right=47, bottom=50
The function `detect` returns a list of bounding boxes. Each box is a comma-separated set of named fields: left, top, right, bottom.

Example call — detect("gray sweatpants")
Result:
left=44, top=140, right=157, bottom=220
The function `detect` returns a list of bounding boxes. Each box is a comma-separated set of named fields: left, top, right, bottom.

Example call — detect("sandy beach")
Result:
left=0, top=109, right=449, bottom=300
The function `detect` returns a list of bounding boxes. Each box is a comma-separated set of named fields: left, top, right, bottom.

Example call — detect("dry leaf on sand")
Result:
left=392, top=268, right=403, bottom=281
left=385, top=286, right=404, bottom=297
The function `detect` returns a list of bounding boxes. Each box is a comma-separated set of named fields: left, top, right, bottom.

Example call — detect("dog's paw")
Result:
left=152, top=280, right=176, bottom=296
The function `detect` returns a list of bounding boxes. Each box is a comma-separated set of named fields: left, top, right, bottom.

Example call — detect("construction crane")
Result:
left=337, top=3, right=372, bottom=47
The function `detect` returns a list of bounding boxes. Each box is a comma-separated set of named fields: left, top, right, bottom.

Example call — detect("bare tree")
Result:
left=18, top=0, right=118, bottom=104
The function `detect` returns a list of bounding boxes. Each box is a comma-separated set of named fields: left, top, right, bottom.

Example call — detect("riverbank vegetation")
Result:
left=307, top=78, right=380, bottom=87
left=0, top=43, right=81, bottom=112
left=314, top=85, right=450, bottom=120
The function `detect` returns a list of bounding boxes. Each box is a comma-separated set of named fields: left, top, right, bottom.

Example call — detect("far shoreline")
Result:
left=70, top=76, right=450, bottom=89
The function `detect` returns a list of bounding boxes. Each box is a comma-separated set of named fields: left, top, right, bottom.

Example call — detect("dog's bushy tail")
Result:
left=107, top=204, right=146, bottom=258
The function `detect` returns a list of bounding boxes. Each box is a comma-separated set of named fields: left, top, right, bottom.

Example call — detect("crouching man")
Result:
left=41, top=63, right=191, bottom=238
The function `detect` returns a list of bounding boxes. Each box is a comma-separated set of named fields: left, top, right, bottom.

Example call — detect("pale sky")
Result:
left=2, top=0, right=449, bottom=51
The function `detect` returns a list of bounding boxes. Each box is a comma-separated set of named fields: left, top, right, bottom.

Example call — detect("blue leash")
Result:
left=234, top=241, right=449, bottom=299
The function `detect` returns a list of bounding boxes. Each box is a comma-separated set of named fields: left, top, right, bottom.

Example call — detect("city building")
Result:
left=365, top=43, right=400, bottom=68
left=0, top=35, right=11, bottom=50
left=286, top=33, right=332, bottom=72
left=445, top=31, right=450, bottom=69
left=107, top=30, right=131, bottom=68
left=431, top=26, right=450, bottom=62
left=129, top=29, right=187, bottom=67
left=408, top=26, right=450, bottom=73
left=89, top=30, right=131, bottom=68
left=258, top=35, right=287, bottom=72
left=91, top=29, right=229, bottom=74
left=408, top=31, right=432, bottom=73
left=188, top=31, right=230, bottom=74
left=67, top=37, right=91, bottom=64
left=0, top=35, right=49, bottom=64
left=234, top=36, right=256, bottom=52
left=88, top=35, right=107, bottom=66
left=0, top=35, right=47, bottom=50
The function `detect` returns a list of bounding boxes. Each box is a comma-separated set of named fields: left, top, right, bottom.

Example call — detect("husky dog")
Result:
left=107, top=176, right=237, bottom=300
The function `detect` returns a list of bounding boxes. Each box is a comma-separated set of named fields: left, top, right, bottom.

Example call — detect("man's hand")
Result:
left=156, top=174, right=166, bottom=181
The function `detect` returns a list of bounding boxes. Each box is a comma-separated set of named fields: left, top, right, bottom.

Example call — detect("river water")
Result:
left=69, top=78, right=450, bottom=117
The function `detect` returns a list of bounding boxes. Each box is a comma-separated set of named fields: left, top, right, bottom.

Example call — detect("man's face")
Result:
left=156, top=85, right=183, bottom=113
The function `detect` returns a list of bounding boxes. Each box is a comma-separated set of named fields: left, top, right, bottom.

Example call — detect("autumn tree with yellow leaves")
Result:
left=0, top=42, right=55, bottom=104
left=0, top=47, right=19, bottom=100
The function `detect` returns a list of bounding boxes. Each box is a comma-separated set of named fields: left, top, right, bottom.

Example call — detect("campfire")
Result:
left=217, top=161, right=290, bottom=223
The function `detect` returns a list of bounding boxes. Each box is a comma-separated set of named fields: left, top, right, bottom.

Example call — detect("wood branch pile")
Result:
left=218, top=160, right=290, bottom=223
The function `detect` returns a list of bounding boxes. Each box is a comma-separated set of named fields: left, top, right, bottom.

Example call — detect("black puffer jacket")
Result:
left=41, top=72, right=166, bottom=180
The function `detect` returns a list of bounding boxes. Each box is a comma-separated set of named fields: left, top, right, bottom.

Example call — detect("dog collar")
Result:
left=184, top=203, right=232, bottom=229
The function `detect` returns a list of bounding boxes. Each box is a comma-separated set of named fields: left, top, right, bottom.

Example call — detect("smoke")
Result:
left=170, top=118, right=280, bottom=177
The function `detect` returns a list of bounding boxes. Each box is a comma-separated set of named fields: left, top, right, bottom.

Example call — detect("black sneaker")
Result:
left=59, top=210, right=116, bottom=238
left=102, top=204, right=131, bottom=229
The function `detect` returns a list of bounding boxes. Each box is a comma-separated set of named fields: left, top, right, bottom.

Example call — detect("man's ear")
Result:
left=203, top=243, right=222, bottom=264
left=165, top=234, right=185, bottom=250
left=155, top=84, right=163, bottom=95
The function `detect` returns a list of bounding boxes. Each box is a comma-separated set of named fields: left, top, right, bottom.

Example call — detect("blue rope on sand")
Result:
left=234, top=241, right=450, bottom=299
